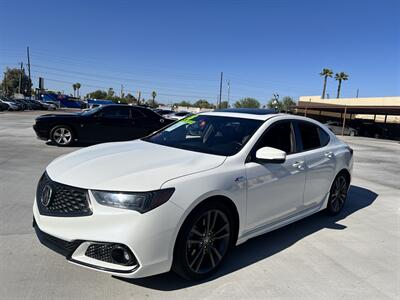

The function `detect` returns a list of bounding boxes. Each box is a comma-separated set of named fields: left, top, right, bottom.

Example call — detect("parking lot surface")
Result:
left=0, top=111, right=399, bottom=299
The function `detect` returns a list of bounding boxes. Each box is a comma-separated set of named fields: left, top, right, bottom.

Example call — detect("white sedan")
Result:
left=164, top=111, right=193, bottom=120
left=33, top=108, right=353, bottom=280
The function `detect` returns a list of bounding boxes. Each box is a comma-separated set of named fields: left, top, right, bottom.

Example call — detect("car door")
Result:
left=295, top=121, right=336, bottom=207
left=85, top=106, right=132, bottom=142
left=245, top=120, right=306, bottom=230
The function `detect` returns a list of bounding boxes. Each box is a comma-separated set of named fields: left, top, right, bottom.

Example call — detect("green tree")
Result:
left=72, top=83, right=77, bottom=97
left=86, top=90, right=108, bottom=99
left=107, top=88, right=115, bottom=99
left=146, top=98, right=158, bottom=108
left=320, top=68, right=333, bottom=99
left=267, top=98, right=283, bottom=111
left=335, top=72, right=349, bottom=98
left=281, top=96, right=296, bottom=113
left=194, top=99, right=215, bottom=109
left=75, top=83, right=81, bottom=98
left=1, top=67, right=32, bottom=97
left=125, top=93, right=137, bottom=104
left=220, top=101, right=229, bottom=109
left=234, top=97, right=260, bottom=108
left=151, top=90, right=157, bottom=105
left=173, top=100, right=192, bottom=107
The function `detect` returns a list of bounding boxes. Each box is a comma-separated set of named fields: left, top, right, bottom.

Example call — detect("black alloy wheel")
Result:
left=173, top=203, right=234, bottom=280
left=327, top=174, right=349, bottom=215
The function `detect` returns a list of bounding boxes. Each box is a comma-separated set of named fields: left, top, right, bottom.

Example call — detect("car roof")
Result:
left=200, top=108, right=280, bottom=121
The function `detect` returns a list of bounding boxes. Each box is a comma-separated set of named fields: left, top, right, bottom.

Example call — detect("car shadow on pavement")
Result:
left=114, top=185, right=378, bottom=291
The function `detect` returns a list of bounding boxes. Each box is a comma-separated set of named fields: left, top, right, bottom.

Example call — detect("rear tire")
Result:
left=326, top=173, right=349, bottom=216
left=349, top=130, right=356, bottom=136
left=50, top=125, right=74, bottom=146
left=172, top=202, right=235, bottom=280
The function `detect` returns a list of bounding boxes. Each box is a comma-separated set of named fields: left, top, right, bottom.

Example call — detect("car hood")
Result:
left=36, top=113, right=82, bottom=120
left=46, top=140, right=226, bottom=191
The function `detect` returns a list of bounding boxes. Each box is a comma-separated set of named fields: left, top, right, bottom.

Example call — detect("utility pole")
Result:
left=27, top=47, right=32, bottom=99
left=120, top=84, right=124, bottom=98
left=218, top=72, right=223, bottom=109
left=356, top=88, right=359, bottom=98
left=227, top=80, right=230, bottom=106
left=137, top=91, right=141, bottom=105
left=18, top=62, right=23, bottom=94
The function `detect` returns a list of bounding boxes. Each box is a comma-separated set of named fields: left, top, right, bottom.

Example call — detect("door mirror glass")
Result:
left=255, top=147, right=286, bottom=163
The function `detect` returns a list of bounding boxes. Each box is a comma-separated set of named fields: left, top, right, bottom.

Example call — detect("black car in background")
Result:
left=33, top=105, right=174, bottom=146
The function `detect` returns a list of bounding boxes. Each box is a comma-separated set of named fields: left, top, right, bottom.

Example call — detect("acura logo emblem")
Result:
left=41, top=185, right=53, bottom=207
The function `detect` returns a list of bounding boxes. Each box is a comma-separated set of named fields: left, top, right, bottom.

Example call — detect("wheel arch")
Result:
left=50, top=123, right=79, bottom=140
left=336, top=168, right=351, bottom=186
left=171, top=194, right=240, bottom=262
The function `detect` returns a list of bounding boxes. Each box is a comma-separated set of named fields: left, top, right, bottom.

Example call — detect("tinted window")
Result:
left=298, top=122, right=321, bottom=150
left=143, top=115, right=262, bottom=156
left=256, top=121, right=295, bottom=154
left=99, top=107, right=130, bottom=119
left=318, top=127, right=330, bottom=147
left=131, top=108, right=146, bottom=118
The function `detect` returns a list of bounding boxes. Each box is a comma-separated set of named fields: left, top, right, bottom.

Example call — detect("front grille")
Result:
left=33, top=219, right=82, bottom=257
left=36, top=172, right=92, bottom=217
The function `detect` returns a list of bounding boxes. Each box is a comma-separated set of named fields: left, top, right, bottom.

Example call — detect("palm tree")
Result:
left=75, top=83, right=81, bottom=98
left=72, top=83, right=77, bottom=97
left=320, top=68, right=333, bottom=99
left=334, top=72, right=349, bottom=98
left=151, top=90, right=157, bottom=106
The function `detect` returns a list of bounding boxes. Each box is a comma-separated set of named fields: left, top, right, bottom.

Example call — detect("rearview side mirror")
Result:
left=255, top=147, right=286, bottom=163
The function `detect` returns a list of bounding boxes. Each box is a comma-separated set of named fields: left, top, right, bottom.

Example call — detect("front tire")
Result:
left=172, top=202, right=235, bottom=280
left=50, top=125, right=74, bottom=146
left=326, top=173, right=349, bottom=216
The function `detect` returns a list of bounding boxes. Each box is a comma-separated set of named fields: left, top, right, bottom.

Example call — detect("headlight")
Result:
left=92, top=188, right=175, bottom=213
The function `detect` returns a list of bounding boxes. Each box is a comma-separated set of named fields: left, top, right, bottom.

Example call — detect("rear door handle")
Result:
left=292, top=161, right=304, bottom=169
left=325, top=151, right=334, bottom=158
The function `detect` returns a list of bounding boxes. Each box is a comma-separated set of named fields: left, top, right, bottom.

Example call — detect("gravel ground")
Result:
left=0, top=111, right=399, bottom=299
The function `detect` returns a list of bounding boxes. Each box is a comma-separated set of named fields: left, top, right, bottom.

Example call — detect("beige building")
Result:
left=297, top=96, right=400, bottom=123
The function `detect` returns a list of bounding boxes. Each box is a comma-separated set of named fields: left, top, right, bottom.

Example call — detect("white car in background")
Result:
left=33, top=109, right=353, bottom=280
left=325, top=121, right=358, bottom=136
left=164, top=111, right=193, bottom=120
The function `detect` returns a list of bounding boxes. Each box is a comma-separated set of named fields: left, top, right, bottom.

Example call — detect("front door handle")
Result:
left=292, top=161, right=304, bottom=169
left=325, top=151, right=334, bottom=158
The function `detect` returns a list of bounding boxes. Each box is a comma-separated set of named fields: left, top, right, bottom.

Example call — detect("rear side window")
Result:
left=298, top=122, right=321, bottom=151
left=318, top=127, right=330, bottom=147
left=131, top=109, right=146, bottom=118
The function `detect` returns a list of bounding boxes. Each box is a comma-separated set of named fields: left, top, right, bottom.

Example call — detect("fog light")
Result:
left=111, top=245, right=132, bottom=265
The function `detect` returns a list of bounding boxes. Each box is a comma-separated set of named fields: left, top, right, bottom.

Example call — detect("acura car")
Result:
left=33, top=108, right=353, bottom=280
left=33, top=104, right=174, bottom=146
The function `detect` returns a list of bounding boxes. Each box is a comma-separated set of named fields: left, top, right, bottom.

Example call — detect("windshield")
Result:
left=81, top=106, right=103, bottom=115
left=143, top=115, right=263, bottom=156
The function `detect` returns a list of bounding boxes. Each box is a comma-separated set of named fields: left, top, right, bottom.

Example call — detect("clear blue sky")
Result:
left=1, top=0, right=399, bottom=105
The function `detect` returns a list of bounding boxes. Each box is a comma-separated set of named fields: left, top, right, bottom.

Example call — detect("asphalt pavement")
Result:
left=0, top=111, right=399, bottom=299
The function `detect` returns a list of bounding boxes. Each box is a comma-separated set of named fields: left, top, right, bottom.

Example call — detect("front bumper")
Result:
left=32, top=124, right=49, bottom=140
left=33, top=193, right=185, bottom=278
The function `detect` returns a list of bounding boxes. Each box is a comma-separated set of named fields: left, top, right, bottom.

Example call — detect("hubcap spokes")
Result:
left=54, top=128, right=71, bottom=145
left=330, top=176, right=347, bottom=212
left=186, top=210, right=230, bottom=274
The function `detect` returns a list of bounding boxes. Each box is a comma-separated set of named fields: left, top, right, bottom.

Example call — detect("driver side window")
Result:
left=255, top=121, right=295, bottom=154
